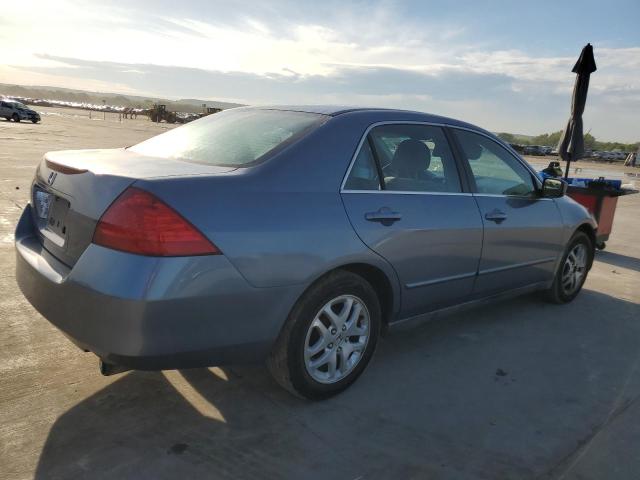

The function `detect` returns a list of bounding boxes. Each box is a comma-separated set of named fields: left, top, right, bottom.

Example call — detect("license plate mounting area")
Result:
left=46, top=196, right=70, bottom=238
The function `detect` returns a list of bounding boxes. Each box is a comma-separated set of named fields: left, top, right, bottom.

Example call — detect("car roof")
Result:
left=251, top=104, right=482, bottom=130
left=254, top=105, right=405, bottom=116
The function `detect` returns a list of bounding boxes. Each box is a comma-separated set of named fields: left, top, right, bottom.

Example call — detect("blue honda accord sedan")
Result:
left=15, top=106, right=596, bottom=399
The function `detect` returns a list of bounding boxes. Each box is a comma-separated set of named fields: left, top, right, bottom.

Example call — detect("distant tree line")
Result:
left=497, top=131, right=639, bottom=152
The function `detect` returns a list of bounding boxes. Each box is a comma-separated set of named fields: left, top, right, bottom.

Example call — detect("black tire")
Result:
left=31, top=119, right=38, bottom=124
left=545, top=231, right=593, bottom=304
left=268, top=270, right=381, bottom=400
left=12, top=113, right=19, bottom=122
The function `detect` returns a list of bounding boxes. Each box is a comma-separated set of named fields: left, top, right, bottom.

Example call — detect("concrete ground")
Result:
left=1, top=107, right=639, bottom=479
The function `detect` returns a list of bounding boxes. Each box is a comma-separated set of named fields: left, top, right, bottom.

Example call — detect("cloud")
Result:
left=1, top=0, right=638, bottom=141
left=26, top=53, right=513, bottom=100
left=0, top=0, right=475, bottom=76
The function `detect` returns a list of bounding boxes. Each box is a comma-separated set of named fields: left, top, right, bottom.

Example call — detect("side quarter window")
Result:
left=453, top=129, right=536, bottom=196
left=344, top=140, right=381, bottom=191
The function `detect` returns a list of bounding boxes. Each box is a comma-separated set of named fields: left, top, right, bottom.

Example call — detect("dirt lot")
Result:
left=1, top=107, right=639, bottom=479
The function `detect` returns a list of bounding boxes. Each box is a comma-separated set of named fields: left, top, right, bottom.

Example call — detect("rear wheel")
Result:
left=12, top=113, right=19, bottom=122
left=268, top=270, right=381, bottom=400
left=546, top=231, right=593, bottom=304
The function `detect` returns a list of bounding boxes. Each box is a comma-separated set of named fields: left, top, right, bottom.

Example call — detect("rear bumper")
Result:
left=15, top=205, right=302, bottom=370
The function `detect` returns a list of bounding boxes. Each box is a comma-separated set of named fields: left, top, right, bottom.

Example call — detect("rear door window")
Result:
left=370, top=124, right=462, bottom=193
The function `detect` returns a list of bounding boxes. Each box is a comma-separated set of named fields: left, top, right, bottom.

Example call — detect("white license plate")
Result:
left=35, top=190, right=52, bottom=219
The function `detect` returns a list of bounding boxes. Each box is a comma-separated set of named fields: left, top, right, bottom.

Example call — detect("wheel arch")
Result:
left=576, top=222, right=596, bottom=245
left=339, top=263, right=396, bottom=332
left=292, top=262, right=399, bottom=333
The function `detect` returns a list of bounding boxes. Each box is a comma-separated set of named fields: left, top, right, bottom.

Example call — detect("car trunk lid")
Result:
left=32, top=148, right=236, bottom=266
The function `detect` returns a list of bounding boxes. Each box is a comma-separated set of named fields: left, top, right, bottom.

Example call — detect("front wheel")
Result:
left=545, top=231, right=593, bottom=304
left=12, top=113, right=19, bottom=122
left=268, top=270, right=381, bottom=400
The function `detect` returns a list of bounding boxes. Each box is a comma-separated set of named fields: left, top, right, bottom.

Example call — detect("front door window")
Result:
left=453, top=129, right=536, bottom=196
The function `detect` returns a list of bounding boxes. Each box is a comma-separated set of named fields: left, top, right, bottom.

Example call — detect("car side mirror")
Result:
left=541, top=177, right=567, bottom=198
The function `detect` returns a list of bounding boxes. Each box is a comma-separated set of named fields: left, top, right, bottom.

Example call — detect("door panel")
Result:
left=341, top=123, right=483, bottom=318
left=342, top=193, right=483, bottom=317
left=473, top=195, right=564, bottom=295
left=449, top=127, right=565, bottom=296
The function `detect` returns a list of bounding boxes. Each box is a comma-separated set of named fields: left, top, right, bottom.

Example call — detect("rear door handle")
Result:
left=365, top=207, right=402, bottom=225
left=485, top=209, right=508, bottom=223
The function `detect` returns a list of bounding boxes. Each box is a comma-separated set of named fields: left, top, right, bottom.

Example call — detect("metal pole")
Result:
left=564, top=156, right=571, bottom=180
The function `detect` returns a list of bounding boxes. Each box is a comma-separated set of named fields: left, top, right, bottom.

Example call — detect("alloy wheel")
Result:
left=303, top=295, right=370, bottom=384
left=561, top=243, right=588, bottom=295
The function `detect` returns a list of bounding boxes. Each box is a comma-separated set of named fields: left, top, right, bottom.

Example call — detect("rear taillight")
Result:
left=93, top=187, right=220, bottom=256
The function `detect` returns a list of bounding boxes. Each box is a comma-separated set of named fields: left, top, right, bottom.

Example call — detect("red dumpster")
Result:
left=567, top=184, right=638, bottom=249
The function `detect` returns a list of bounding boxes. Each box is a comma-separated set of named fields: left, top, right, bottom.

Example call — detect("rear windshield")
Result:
left=129, top=108, right=327, bottom=167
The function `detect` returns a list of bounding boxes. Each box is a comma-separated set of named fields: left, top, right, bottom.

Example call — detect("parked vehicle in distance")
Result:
left=541, top=146, right=553, bottom=155
left=523, top=145, right=547, bottom=156
left=15, top=106, right=596, bottom=399
left=0, top=99, right=40, bottom=123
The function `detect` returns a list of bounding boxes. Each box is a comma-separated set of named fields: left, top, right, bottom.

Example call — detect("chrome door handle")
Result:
left=485, top=209, right=508, bottom=223
left=365, top=208, right=402, bottom=225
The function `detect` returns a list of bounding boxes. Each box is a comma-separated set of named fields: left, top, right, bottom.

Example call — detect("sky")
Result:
left=1, top=0, right=639, bottom=142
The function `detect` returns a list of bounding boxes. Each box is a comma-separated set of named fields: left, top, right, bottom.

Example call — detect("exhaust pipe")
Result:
left=99, top=359, right=131, bottom=376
